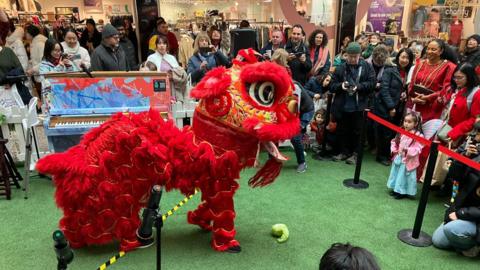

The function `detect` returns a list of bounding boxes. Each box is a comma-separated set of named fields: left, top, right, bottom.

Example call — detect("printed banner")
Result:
left=366, top=0, right=405, bottom=33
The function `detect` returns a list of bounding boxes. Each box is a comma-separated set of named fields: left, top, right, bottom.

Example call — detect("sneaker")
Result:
left=296, top=163, right=307, bottom=173
left=332, top=153, right=348, bottom=162
left=345, top=154, right=357, bottom=165
left=461, top=246, right=480, bottom=258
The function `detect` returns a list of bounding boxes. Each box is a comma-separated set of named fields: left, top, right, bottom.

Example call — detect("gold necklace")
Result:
left=415, top=59, right=447, bottom=89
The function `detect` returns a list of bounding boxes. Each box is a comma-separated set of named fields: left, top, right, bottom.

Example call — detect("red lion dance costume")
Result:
left=36, top=50, right=299, bottom=253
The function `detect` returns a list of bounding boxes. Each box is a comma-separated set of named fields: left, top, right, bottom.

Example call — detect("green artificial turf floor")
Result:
left=0, top=150, right=478, bottom=270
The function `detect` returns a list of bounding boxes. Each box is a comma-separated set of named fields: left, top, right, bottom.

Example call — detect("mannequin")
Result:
left=449, top=16, right=463, bottom=46
left=424, top=8, right=441, bottom=38
left=412, top=4, right=428, bottom=36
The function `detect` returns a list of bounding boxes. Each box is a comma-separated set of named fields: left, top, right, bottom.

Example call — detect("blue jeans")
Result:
left=432, top=220, right=477, bottom=251
left=290, top=110, right=314, bottom=165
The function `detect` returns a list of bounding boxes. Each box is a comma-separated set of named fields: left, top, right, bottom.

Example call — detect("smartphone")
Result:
left=294, top=51, right=304, bottom=57
left=61, top=53, right=69, bottom=59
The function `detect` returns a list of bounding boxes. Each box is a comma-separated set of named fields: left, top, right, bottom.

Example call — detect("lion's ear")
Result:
left=190, top=67, right=231, bottom=99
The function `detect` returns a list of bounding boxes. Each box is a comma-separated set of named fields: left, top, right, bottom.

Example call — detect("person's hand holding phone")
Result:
left=466, top=143, right=479, bottom=156
left=299, top=53, right=306, bottom=63
left=288, top=53, right=296, bottom=62
left=61, top=54, right=72, bottom=67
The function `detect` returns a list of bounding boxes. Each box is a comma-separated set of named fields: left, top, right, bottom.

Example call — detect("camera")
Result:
left=344, top=82, right=356, bottom=96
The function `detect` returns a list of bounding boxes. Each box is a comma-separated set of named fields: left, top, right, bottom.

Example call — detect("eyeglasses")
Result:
left=453, top=76, right=466, bottom=80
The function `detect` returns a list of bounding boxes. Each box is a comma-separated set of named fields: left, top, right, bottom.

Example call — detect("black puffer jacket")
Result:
left=373, top=65, right=403, bottom=118
left=460, top=47, right=480, bottom=67
left=444, top=172, right=480, bottom=244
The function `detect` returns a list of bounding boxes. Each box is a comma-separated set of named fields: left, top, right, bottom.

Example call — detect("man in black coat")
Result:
left=330, top=42, right=376, bottom=165
left=370, top=45, right=403, bottom=165
left=285, top=25, right=312, bottom=85
left=113, top=19, right=138, bottom=70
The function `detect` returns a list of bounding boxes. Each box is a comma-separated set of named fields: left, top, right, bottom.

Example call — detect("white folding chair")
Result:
left=22, top=97, right=39, bottom=199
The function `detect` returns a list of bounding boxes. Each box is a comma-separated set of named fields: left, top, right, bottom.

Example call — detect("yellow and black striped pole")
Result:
left=96, top=189, right=198, bottom=269
left=162, top=189, right=197, bottom=222
left=97, top=251, right=125, bottom=270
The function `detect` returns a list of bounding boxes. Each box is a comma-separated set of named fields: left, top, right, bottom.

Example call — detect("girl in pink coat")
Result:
left=387, top=112, right=425, bottom=199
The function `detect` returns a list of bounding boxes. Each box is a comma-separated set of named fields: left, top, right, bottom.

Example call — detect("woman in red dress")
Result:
left=408, top=39, right=457, bottom=122
left=407, top=39, right=457, bottom=178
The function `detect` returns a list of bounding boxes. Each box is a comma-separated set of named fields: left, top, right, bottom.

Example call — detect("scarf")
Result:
left=61, top=41, right=80, bottom=55
left=309, top=46, right=329, bottom=75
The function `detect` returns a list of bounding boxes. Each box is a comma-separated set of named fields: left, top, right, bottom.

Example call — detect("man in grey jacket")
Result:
left=90, top=24, right=129, bottom=71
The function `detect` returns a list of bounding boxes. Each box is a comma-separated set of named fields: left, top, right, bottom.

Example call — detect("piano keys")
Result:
left=43, top=71, right=171, bottom=153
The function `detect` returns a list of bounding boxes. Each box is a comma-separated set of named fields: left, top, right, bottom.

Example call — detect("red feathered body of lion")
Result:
left=36, top=52, right=300, bottom=252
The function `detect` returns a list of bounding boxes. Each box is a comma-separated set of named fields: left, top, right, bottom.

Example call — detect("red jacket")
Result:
left=310, top=122, right=324, bottom=144
left=447, top=87, right=480, bottom=141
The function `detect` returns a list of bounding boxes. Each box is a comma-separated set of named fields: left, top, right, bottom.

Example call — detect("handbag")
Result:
left=420, top=141, right=452, bottom=186
left=413, top=84, right=434, bottom=96
left=436, top=93, right=455, bottom=143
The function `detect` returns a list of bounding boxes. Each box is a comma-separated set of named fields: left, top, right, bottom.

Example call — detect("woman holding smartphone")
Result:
left=61, top=28, right=91, bottom=69
left=39, top=39, right=79, bottom=92
left=187, top=32, right=230, bottom=84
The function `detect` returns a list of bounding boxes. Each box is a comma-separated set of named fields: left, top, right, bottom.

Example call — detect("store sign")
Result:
left=366, top=0, right=405, bottom=33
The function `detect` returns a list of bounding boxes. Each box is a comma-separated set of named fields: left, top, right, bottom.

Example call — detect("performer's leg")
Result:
left=208, top=180, right=240, bottom=252
left=188, top=200, right=213, bottom=231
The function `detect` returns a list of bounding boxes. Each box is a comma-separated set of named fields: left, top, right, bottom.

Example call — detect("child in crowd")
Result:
left=387, top=112, right=424, bottom=199
left=139, top=61, right=157, bottom=71
left=304, top=73, right=331, bottom=112
left=319, top=242, right=381, bottom=270
left=310, top=109, right=326, bottom=150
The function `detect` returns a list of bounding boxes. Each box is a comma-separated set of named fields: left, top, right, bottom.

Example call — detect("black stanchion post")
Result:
left=398, top=141, right=439, bottom=247
left=343, top=109, right=369, bottom=189
left=136, top=185, right=164, bottom=270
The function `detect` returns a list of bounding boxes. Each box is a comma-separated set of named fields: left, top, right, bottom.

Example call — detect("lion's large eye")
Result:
left=248, top=81, right=275, bottom=107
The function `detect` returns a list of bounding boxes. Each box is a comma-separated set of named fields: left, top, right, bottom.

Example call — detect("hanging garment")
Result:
left=449, top=21, right=463, bottom=46
left=178, top=34, right=194, bottom=68
left=413, top=6, right=428, bottom=32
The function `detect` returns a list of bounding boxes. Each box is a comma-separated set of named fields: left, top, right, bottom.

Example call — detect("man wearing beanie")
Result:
left=330, top=42, right=376, bottom=165
left=90, top=24, right=129, bottom=71
left=460, top=34, right=480, bottom=68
